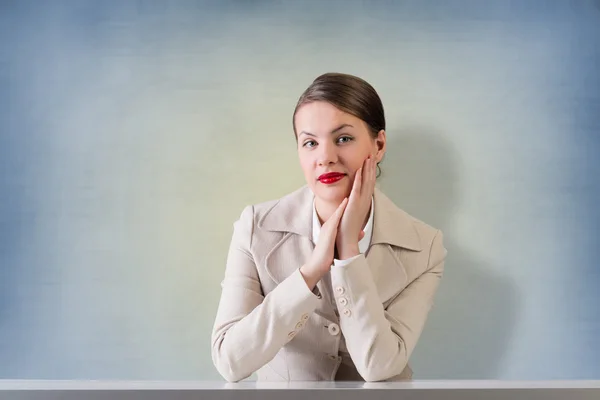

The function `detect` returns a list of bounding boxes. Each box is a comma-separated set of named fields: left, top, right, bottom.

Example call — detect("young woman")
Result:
left=211, top=73, right=447, bottom=382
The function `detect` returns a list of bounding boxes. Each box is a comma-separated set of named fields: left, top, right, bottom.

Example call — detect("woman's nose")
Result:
left=317, top=143, right=338, bottom=166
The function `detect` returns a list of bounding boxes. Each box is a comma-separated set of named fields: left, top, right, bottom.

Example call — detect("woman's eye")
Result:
left=337, top=136, right=353, bottom=144
left=303, top=140, right=317, bottom=148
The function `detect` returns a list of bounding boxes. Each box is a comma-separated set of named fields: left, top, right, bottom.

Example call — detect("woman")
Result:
left=211, top=73, right=447, bottom=382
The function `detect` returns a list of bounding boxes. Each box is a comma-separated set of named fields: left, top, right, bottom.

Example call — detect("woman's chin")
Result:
left=314, top=184, right=350, bottom=204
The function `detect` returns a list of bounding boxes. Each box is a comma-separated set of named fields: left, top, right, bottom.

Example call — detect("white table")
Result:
left=1, top=380, right=599, bottom=400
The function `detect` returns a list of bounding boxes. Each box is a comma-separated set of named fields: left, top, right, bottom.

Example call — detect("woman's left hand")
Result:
left=336, top=155, right=377, bottom=260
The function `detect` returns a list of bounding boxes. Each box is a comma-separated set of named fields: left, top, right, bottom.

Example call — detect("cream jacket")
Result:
left=211, top=185, right=447, bottom=382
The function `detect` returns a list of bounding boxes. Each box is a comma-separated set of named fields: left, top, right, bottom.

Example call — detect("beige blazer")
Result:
left=211, top=185, right=447, bottom=382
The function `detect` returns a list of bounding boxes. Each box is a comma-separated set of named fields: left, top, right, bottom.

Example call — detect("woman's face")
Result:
left=295, top=101, right=386, bottom=205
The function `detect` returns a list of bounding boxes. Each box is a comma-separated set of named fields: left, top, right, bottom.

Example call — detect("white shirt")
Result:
left=312, top=197, right=374, bottom=266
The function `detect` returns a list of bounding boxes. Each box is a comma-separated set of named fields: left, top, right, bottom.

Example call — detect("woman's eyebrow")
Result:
left=300, top=124, right=354, bottom=137
left=331, top=124, right=353, bottom=134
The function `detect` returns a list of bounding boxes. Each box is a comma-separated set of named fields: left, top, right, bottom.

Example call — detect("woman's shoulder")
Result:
left=399, top=206, right=440, bottom=236
left=235, top=185, right=313, bottom=233
left=251, top=185, right=312, bottom=213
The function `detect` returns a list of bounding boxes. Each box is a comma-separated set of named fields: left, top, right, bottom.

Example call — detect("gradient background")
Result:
left=1, top=0, right=599, bottom=381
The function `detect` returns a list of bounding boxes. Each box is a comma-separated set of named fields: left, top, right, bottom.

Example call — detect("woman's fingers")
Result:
left=331, top=197, right=348, bottom=226
left=308, top=198, right=348, bottom=274
left=351, top=167, right=362, bottom=199
left=367, top=156, right=376, bottom=195
left=322, top=198, right=347, bottom=235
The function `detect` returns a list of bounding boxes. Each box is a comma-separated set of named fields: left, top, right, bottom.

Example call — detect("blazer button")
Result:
left=335, top=286, right=345, bottom=295
left=301, top=313, right=309, bottom=321
left=327, top=323, right=340, bottom=336
left=288, top=331, right=296, bottom=339
left=338, top=297, right=348, bottom=306
left=343, top=309, right=352, bottom=317
left=295, top=321, right=304, bottom=330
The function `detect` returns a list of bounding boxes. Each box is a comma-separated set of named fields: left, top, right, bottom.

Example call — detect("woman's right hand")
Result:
left=300, top=197, right=348, bottom=290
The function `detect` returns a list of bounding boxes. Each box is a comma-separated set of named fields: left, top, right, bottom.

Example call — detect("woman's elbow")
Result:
left=211, top=340, right=251, bottom=383
left=359, top=349, right=409, bottom=382
left=360, top=369, right=392, bottom=382
left=217, top=365, right=246, bottom=383
left=212, top=352, right=249, bottom=383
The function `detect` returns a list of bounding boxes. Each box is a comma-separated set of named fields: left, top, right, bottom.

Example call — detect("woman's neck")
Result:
left=315, top=197, right=372, bottom=228
left=314, top=198, right=339, bottom=226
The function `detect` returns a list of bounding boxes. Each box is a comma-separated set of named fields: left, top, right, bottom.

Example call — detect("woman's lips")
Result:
left=318, top=172, right=345, bottom=185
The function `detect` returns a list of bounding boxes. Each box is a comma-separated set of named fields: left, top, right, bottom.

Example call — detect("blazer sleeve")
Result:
left=211, top=205, right=321, bottom=382
left=330, top=229, right=447, bottom=382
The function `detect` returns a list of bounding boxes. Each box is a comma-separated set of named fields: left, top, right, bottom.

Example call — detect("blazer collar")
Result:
left=258, top=185, right=422, bottom=251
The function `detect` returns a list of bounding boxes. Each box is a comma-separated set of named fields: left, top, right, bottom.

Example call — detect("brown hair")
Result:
left=293, top=72, right=385, bottom=177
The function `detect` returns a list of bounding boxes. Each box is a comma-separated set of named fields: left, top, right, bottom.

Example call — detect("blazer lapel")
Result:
left=366, top=188, right=424, bottom=303
left=258, top=185, right=314, bottom=238
left=259, top=186, right=315, bottom=284
left=370, top=187, right=422, bottom=251
left=366, top=245, right=409, bottom=304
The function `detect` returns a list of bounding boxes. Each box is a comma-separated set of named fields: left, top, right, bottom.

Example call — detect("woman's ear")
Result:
left=375, top=129, right=386, bottom=163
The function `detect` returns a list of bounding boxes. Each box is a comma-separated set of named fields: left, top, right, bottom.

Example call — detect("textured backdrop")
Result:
left=1, top=0, right=599, bottom=380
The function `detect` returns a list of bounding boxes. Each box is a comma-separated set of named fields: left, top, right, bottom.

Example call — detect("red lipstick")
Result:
left=318, top=172, right=345, bottom=185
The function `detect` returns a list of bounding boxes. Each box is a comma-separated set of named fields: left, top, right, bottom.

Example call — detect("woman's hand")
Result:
left=336, top=155, right=377, bottom=260
left=300, top=197, right=348, bottom=290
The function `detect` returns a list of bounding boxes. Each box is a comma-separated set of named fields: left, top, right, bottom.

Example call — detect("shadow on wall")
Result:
left=379, top=127, right=521, bottom=379
left=0, top=139, right=27, bottom=375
